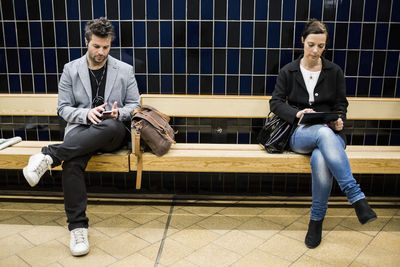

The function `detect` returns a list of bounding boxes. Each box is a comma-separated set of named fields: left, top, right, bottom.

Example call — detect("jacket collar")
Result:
left=77, top=54, right=119, bottom=103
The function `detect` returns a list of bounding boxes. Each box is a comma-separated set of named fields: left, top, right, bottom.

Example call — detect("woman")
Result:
left=270, top=19, right=377, bottom=249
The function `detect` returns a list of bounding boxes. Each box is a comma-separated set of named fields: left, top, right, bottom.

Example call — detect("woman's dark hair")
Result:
left=301, top=19, right=329, bottom=47
left=85, top=17, right=115, bottom=42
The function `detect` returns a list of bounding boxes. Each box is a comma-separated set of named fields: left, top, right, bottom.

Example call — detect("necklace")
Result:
left=89, top=65, right=106, bottom=107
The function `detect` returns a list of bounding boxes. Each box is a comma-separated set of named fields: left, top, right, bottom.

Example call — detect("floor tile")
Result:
left=258, top=233, right=307, bottom=262
left=181, top=205, right=225, bottom=216
left=324, top=225, right=374, bottom=253
left=0, top=234, right=34, bottom=259
left=232, top=249, right=291, bottom=267
left=235, top=216, right=284, bottom=240
left=17, top=240, right=69, bottom=266
left=382, top=217, right=400, bottom=233
left=130, top=219, right=177, bottom=243
left=167, top=208, right=205, bottom=230
left=108, top=252, right=155, bottom=267
left=213, top=229, right=264, bottom=256
left=369, top=231, right=400, bottom=254
left=169, top=224, right=220, bottom=250
left=96, top=232, right=150, bottom=259
left=58, top=246, right=117, bottom=267
left=92, top=214, right=139, bottom=237
left=155, top=238, right=194, bottom=266
left=20, top=225, right=67, bottom=245
left=218, top=206, right=264, bottom=222
left=196, top=214, right=242, bottom=235
left=0, top=255, right=30, bottom=267
left=292, top=254, right=334, bottom=267
left=354, top=244, right=400, bottom=267
left=185, top=243, right=241, bottom=267
left=122, top=205, right=167, bottom=225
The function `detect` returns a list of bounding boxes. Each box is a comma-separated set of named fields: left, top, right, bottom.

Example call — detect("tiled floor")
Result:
left=0, top=197, right=399, bottom=266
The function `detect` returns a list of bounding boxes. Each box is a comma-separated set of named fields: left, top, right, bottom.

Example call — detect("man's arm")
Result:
left=117, top=66, right=140, bottom=121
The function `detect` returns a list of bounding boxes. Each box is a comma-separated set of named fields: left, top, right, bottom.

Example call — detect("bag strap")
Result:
left=132, top=105, right=171, bottom=122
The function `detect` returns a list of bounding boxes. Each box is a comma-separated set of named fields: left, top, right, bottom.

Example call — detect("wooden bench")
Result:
left=0, top=94, right=130, bottom=172
left=131, top=94, right=400, bottom=189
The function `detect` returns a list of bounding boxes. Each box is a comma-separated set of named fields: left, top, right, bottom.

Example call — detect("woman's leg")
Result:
left=290, top=124, right=365, bottom=204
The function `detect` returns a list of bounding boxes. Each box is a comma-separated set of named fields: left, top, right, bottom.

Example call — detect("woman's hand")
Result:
left=328, top=118, right=344, bottom=131
left=296, top=108, right=315, bottom=118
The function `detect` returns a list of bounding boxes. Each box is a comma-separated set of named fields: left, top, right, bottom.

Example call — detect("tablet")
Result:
left=298, top=112, right=343, bottom=125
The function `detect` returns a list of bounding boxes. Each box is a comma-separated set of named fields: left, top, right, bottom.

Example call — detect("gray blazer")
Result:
left=57, top=54, right=140, bottom=136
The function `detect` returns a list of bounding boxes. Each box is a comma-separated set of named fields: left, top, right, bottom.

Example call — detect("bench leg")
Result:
left=136, top=154, right=143, bottom=189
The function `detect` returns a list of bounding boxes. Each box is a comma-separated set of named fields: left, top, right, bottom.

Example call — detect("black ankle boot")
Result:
left=352, top=198, right=377, bottom=224
left=305, top=219, right=323, bottom=249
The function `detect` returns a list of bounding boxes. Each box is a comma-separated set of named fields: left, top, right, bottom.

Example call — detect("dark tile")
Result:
left=93, top=0, right=106, bottom=18
left=214, top=49, right=226, bottom=74
left=266, top=75, right=276, bottom=94
left=350, top=0, right=363, bottom=21
left=187, top=48, right=199, bottom=74
left=79, top=0, right=92, bottom=20
left=382, top=78, right=396, bottom=97
left=6, top=49, right=19, bottom=73
left=159, top=49, right=172, bottom=74
left=372, top=51, right=386, bottom=76
left=214, top=22, right=226, bottom=47
left=375, top=23, right=388, bottom=49
left=283, top=0, right=295, bottom=20
left=253, top=49, right=266, bottom=75
left=240, top=49, right=253, bottom=74
left=106, top=0, right=119, bottom=19
left=356, top=78, right=370, bottom=97
left=201, top=0, right=213, bottom=19
left=1, top=0, right=14, bottom=20
left=281, top=22, right=294, bottom=48
left=269, top=0, right=281, bottom=20
left=187, top=75, right=199, bottom=94
left=55, top=22, right=68, bottom=47
left=388, top=24, right=400, bottom=50
left=21, top=75, right=33, bottom=93
left=361, top=23, right=375, bottom=49
left=359, top=51, right=372, bottom=76
left=174, top=21, right=186, bottom=47
left=228, top=0, right=240, bottom=20
left=160, top=21, right=172, bottom=47
left=213, top=75, right=225, bottom=95
left=187, top=0, right=199, bottom=19
left=346, top=77, right=356, bottom=96
left=147, top=21, right=159, bottom=47
left=345, top=51, right=359, bottom=76
left=370, top=78, right=383, bottom=97
left=215, top=0, right=226, bottom=20
left=268, top=22, right=280, bottom=48
left=364, top=0, right=377, bottom=21
left=42, top=22, right=55, bottom=47
left=134, top=48, right=146, bottom=73
left=187, top=21, right=199, bottom=47
left=241, top=22, right=253, bottom=47
left=161, top=75, right=172, bottom=94
left=134, top=22, right=146, bottom=47
left=57, top=49, right=69, bottom=73
left=323, top=0, right=336, bottom=21
left=135, top=75, right=147, bottom=94
left=68, top=22, right=80, bottom=47
left=173, top=48, right=186, bottom=74
left=53, top=0, right=66, bottom=20
left=147, top=49, right=159, bottom=73
left=254, top=22, right=267, bottom=48
left=228, top=22, right=240, bottom=47
left=33, top=74, right=45, bottom=93
left=17, top=22, right=29, bottom=47
left=147, top=0, right=158, bottom=19
left=133, top=0, right=145, bottom=19
left=348, top=23, right=361, bottom=49
left=227, top=76, right=239, bottom=95
left=174, top=0, right=186, bottom=20
left=337, top=0, right=350, bottom=21
left=46, top=74, right=58, bottom=93
left=334, top=23, right=348, bottom=49
left=242, top=0, right=254, bottom=20
left=174, top=75, right=186, bottom=94
left=240, top=76, right=251, bottom=95
left=200, top=75, right=212, bottom=95
left=27, top=0, right=40, bottom=20
left=253, top=76, right=265, bottom=95
left=280, top=49, right=293, bottom=68
left=201, top=22, right=213, bottom=47
left=0, top=75, right=8, bottom=92
left=147, top=75, right=160, bottom=94
left=44, top=49, right=56, bottom=73
left=4, top=22, right=17, bottom=47
left=377, top=0, right=391, bottom=22
left=19, top=49, right=31, bottom=73
left=296, top=0, right=309, bottom=20
left=121, top=48, right=133, bottom=66
left=267, top=50, right=279, bottom=75
left=160, top=0, right=172, bottom=19
left=120, top=22, right=132, bottom=47
left=120, top=0, right=132, bottom=19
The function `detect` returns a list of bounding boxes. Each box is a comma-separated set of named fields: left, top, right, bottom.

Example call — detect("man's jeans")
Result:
left=290, top=124, right=365, bottom=221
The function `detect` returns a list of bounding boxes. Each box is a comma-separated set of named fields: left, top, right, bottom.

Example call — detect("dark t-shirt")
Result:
left=89, top=64, right=107, bottom=108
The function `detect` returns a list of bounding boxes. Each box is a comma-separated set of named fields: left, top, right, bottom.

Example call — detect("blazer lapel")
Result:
left=77, top=55, right=92, bottom=100
left=104, top=56, right=118, bottom=102
left=295, top=71, right=308, bottom=92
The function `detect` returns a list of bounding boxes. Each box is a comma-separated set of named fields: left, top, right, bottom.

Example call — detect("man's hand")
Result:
left=329, top=118, right=344, bottom=131
left=88, top=103, right=107, bottom=124
left=107, top=101, right=119, bottom=120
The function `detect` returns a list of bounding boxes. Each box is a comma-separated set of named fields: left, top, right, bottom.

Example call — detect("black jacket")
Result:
left=270, top=56, right=348, bottom=126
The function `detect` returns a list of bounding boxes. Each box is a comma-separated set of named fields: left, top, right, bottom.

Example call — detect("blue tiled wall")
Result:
left=0, top=0, right=399, bottom=97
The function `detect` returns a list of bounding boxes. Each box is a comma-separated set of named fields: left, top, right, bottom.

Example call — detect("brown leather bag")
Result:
left=131, top=105, right=176, bottom=156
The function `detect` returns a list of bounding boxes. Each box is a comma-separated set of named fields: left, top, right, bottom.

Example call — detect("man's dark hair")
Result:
left=84, top=17, right=115, bottom=42
left=301, top=19, right=329, bottom=47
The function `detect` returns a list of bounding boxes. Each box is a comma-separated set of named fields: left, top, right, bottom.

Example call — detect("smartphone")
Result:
left=102, top=111, right=112, bottom=119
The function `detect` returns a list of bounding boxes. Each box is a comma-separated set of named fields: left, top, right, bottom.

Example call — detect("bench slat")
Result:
left=0, top=146, right=130, bottom=172
left=130, top=145, right=400, bottom=174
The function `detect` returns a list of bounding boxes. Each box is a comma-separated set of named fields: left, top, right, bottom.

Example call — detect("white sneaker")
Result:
left=23, top=153, right=53, bottom=187
left=70, top=228, right=90, bottom=256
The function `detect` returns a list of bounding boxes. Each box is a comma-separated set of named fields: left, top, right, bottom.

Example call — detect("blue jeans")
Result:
left=290, top=124, right=365, bottom=221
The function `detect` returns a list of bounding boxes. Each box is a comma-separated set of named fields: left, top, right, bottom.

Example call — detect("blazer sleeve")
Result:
left=57, top=64, right=91, bottom=125
left=117, top=66, right=140, bottom=121
left=333, top=67, right=348, bottom=119
left=269, top=69, right=300, bottom=125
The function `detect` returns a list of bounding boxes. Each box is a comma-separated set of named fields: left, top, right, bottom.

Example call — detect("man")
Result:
left=23, top=17, right=140, bottom=256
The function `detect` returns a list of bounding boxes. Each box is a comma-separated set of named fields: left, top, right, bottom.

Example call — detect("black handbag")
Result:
left=257, top=112, right=294, bottom=153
